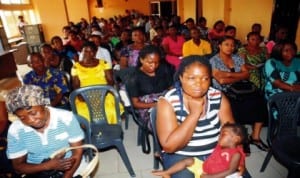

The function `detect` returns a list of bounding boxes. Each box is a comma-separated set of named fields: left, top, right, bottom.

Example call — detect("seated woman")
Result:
left=264, top=40, right=300, bottom=99
left=238, top=32, right=269, bottom=90
left=210, top=36, right=268, bottom=152
left=265, top=26, right=288, bottom=55
left=71, top=41, right=122, bottom=123
left=23, top=52, right=70, bottom=110
left=161, top=25, right=185, bottom=70
left=156, top=55, right=236, bottom=178
left=51, top=36, right=78, bottom=74
left=5, top=85, right=84, bottom=178
left=208, top=20, right=225, bottom=55
left=127, top=45, right=174, bottom=130
left=119, top=27, right=148, bottom=67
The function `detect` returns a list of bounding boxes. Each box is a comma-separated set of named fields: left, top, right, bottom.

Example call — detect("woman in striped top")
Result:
left=156, top=55, right=235, bottom=178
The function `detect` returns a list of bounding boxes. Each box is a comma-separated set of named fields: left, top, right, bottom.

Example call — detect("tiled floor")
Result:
left=15, top=65, right=288, bottom=178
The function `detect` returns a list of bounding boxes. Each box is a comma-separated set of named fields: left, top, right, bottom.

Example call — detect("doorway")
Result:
left=269, top=0, right=299, bottom=41
left=150, top=0, right=177, bottom=18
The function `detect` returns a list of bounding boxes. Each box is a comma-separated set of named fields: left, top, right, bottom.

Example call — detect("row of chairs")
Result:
left=68, top=74, right=300, bottom=178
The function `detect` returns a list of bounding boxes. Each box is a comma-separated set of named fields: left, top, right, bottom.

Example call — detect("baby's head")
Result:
left=218, top=123, right=248, bottom=148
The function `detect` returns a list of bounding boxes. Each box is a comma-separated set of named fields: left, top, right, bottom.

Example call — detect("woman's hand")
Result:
left=187, top=97, right=205, bottom=119
left=274, top=80, right=300, bottom=92
left=212, top=66, right=250, bottom=85
left=245, top=63, right=257, bottom=70
left=291, top=84, right=300, bottom=92
left=45, top=155, right=75, bottom=171
left=157, top=98, right=200, bottom=152
left=77, top=94, right=85, bottom=102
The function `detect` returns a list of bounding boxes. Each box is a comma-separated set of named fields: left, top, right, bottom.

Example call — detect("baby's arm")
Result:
left=201, top=153, right=241, bottom=178
left=152, top=157, right=195, bottom=178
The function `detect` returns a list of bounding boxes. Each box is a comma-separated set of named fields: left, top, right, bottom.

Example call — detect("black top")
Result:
left=127, top=63, right=174, bottom=97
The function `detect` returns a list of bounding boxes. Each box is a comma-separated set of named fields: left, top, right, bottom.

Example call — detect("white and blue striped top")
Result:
left=163, top=87, right=222, bottom=156
left=6, top=107, right=84, bottom=164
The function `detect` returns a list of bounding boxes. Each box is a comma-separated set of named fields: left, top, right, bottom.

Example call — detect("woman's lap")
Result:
left=162, top=153, right=209, bottom=178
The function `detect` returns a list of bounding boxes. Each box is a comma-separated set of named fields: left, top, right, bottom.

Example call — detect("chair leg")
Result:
left=124, top=107, right=131, bottom=130
left=115, top=141, right=136, bottom=177
left=125, top=118, right=129, bottom=130
left=153, top=156, right=160, bottom=170
left=260, top=150, right=273, bottom=172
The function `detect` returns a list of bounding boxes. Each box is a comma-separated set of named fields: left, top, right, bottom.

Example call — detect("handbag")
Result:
left=24, top=144, right=99, bottom=178
left=225, top=80, right=257, bottom=100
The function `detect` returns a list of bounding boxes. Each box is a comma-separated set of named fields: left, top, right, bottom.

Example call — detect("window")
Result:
left=150, top=1, right=160, bottom=16
left=0, top=0, right=37, bottom=38
left=0, top=0, right=30, bottom=4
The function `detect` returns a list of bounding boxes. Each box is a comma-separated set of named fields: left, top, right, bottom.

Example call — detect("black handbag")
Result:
left=225, top=80, right=257, bottom=100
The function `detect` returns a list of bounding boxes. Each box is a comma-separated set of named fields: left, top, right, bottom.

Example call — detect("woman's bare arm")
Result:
left=63, top=140, right=83, bottom=178
left=71, top=76, right=80, bottom=90
left=212, top=65, right=250, bottom=85
left=104, top=69, right=114, bottom=86
left=131, top=97, right=156, bottom=109
left=156, top=97, right=203, bottom=153
left=273, top=80, right=300, bottom=92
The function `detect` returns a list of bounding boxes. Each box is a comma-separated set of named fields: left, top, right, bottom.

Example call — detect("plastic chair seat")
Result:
left=272, top=136, right=300, bottom=168
left=91, top=124, right=123, bottom=144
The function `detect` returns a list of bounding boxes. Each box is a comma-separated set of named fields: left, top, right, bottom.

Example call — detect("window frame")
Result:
left=0, top=0, right=36, bottom=39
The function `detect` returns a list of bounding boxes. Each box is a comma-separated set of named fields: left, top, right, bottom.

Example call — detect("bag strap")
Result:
left=50, top=144, right=99, bottom=178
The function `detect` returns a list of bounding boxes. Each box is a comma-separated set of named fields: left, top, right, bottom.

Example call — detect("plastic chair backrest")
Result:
left=113, top=67, right=143, bottom=127
left=267, top=92, right=300, bottom=145
left=70, top=85, right=136, bottom=177
left=113, top=67, right=136, bottom=86
left=74, top=114, right=91, bottom=143
left=150, top=107, right=162, bottom=153
left=73, top=114, right=94, bottom=162
left=150, top=107, right=163, bottom=169
left=69, top=85, right=122, bottom=125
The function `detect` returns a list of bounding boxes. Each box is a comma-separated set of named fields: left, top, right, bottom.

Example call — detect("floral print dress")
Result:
left=238, top=47, right=268, bottom=89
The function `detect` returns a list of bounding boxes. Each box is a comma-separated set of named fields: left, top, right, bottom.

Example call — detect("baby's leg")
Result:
left=187, top=157, right=204, bottom=178
left=152, top=170, right=171, bottom=178
left=152, top=157, right=196, bottom=178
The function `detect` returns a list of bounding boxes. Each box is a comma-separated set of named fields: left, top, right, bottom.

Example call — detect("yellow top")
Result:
left=182, top=39, right=212, bottom=57
left=71, top=60, right=123, bottom=124
left=71, top=60, right=111, bottom=87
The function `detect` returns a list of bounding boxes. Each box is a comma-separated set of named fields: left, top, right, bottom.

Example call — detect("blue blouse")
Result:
left=264, top=57, right=300, bottom=99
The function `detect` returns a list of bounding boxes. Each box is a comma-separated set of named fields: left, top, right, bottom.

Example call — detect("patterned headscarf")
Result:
left=5, top=85, right=50, bottom=113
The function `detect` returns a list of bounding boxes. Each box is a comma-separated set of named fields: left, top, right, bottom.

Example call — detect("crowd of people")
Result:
left=1, top=9, right=300, bottom=178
